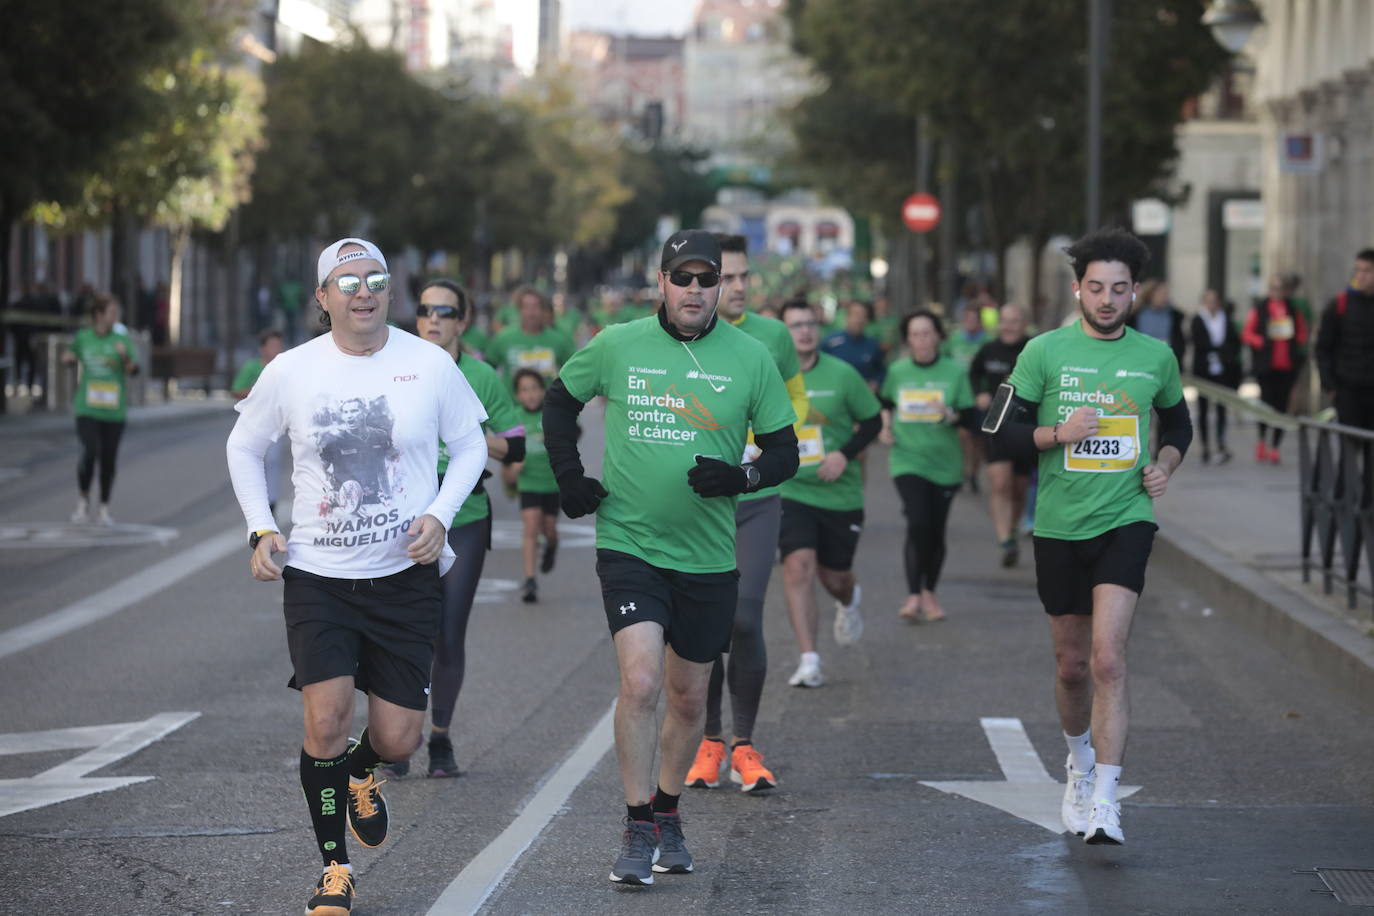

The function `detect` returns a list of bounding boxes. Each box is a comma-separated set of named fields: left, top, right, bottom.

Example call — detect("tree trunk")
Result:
left=168, top=226, right=189, bottom=346
left=0, top=193, right=13, bottom=413
left=977, top=163, right=1004, bottom=298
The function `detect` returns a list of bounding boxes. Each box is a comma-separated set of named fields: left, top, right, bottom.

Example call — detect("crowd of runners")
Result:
left=209, top=226, right=1196, bottom=913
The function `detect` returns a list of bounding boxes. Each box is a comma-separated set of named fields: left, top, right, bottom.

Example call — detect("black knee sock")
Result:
left=300, top=747, right=350, bottom=866
left=652, top=787, right=680, bottom=815
left=627, top=802, right=654, bottom=823
left=348, top=727, right=385, bottom=781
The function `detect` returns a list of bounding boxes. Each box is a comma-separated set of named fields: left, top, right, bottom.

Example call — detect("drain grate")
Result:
left=1297, top=867, right=1374, bottom=906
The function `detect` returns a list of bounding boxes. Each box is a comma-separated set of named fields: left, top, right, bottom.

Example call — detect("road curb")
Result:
left=1154, top=524, right=1374, bottom=712
left=0, top=402, right=232, bottom=437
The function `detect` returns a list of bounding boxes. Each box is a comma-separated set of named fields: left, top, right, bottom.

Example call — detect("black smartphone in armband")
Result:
left=981, top=383, right=1015, bottom=434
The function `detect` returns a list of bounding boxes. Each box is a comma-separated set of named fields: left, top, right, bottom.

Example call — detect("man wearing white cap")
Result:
left=226, top=238, right=489, bottom=914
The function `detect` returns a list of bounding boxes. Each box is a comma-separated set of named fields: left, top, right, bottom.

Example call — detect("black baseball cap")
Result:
left=661, top=230, right=722, bottom=272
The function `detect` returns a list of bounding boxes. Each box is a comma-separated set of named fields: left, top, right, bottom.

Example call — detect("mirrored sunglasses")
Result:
left=332, top=272, right=390, bottom=295
left=416, top=304, right=459, bottom=320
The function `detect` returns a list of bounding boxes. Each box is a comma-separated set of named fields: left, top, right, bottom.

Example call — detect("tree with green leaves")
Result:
left=784, top=0, right=1229, bottom=317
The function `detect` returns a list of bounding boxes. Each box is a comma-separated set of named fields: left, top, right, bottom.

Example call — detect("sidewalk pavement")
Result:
left=1154, top=395, right=1374, bottom=708
left=0, top=396, right=234, bottom=438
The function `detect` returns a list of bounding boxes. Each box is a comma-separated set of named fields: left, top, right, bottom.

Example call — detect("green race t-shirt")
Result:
left=441, top=353, right=523, bottom=528
left=1006, top=322, right=1184, bottom=540
left=232, top=357, right=265, bottom=393
left=733, top=311, right=803, bottom=503
left=488, top=326, right=576, bottom=381
left=71, top=328, right=135, bottom=421
left=463, top=325, right=491, bottom=360
left=942, top=331, right=988, bottom=370
left=881, top=356, right=974, bottom=487
left=559, top=316, right=797, bottom=573
left=517, top=406, right=559, bottom=494
left=781, top=353, right=882, bottom=511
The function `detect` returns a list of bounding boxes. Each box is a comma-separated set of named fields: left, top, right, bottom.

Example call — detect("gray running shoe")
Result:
left=609, top=818, right=660, bottom=885
left=652, top=812, right=693, bottom=874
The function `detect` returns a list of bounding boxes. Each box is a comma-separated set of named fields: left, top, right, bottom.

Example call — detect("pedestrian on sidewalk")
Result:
left=1188, top=289, right=1241, bottom=465
left=226, top=239, right=489, bottom=916
left=879, top=309, right=976, bottom=624
left=542, top=229, right=798, bottom=886
left=1242, top=275, right=1307, bottom=463
left=1128, top=280, right=1186, bottom=366
left=994, top=227, right=1192, bottom=846
left=1315, top=249, right=1374, bottom=430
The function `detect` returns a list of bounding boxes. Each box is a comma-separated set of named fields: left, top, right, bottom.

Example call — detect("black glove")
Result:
left=557, top=473, right=608, bottom=518
left=687, top=455, right=748, bottom=498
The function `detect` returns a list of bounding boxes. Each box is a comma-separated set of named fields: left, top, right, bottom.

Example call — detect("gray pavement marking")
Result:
left=0, top=711, right=199, bottom=819
left=920, top=717, right=1139, bottom=834
left=0, top=521, right=179, bottom=549
left=426, top=700, right=616, bottom=915
left=0, top=530, right=240, bottom=660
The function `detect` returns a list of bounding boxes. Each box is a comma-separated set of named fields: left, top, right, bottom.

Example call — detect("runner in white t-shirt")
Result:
left=226, top=238, right=488, bottom=916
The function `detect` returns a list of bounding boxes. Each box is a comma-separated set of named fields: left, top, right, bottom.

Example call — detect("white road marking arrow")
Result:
left=920, top=717, right=1140, bottom=834
left=0, top=712, right=200, bottom=819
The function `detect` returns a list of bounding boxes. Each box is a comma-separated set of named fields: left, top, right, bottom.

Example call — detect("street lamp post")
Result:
left=1202, top=0, right=1264, bottom=53
left=1085, top=0, right=1109, bottom=233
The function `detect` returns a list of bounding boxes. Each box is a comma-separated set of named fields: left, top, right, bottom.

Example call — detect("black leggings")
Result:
left=76, top=416, right=126, bottom=502
left=1256, top=370, right=1296, bottom=448
left=894, top=474, right=959, bottom=593
left=428, top=515, right=491, bottom=730
left=1195, top=396, right=1228, bottom=450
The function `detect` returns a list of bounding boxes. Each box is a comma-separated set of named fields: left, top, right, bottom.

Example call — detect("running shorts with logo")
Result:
left=596, top=549, right=739, bottom=663
left=1032, top=521, right=1157, bottom=614
left=282, top=562, right=442, bottom=710
left=778, top=499, right=864, bottom=571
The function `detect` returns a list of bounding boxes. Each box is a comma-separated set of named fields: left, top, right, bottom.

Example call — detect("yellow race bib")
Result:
left=898, top=387, right=945, bottom=423
left=86, top=380, right=120, bottom=409
left=1064, top=415, right=1139, bottom=472
left=797, top=425, right=825, bottom=467
left=1267, top=316, right=1294, bottom=341
left=516, top=347, right=556, bottom=375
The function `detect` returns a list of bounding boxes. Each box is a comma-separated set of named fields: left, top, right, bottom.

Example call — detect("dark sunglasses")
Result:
left=331, top=272, right=390, bottom=295
left=416, top=304, right=460, bottom=320
left=665, top=269, right=720, bottom=289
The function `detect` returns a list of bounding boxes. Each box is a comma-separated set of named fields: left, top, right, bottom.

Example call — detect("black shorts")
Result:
left=984, top=431, right=1037, bottom=475
left=519, top=491, right=560, bottom=514
left=282, top=563, right=442, bottom=710
left=595, top=549, right=739, bottom=664
left=1032, top=521, right=1157, bottom=615
left=778, top=499, right=864, bottom=571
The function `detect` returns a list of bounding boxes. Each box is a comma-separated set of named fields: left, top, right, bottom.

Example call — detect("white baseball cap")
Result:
left=316, top=237, right=388, bottom=287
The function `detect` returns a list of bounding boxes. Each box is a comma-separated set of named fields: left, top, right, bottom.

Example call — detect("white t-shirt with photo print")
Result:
left=228, top=328, right=487, bottom=579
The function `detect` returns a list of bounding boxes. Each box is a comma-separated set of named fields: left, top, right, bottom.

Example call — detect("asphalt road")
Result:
left=1, top=407, right=1371, bottom=915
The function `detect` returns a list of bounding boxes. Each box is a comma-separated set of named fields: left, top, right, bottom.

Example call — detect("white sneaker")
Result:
left=832, top=583, right=864, bottom=646
left=1084, top=799, right=1124, bottom=845
left=787, top=657, right=823, bottom=688
left=70, top=500, right=90, bottom=524
left=1061, top=760, right=1095, bottom=835
left=96, top=506, right=114, bottom=526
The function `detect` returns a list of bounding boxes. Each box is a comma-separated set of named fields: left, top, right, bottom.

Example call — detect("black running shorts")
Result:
left=595, top=549, right=739, bottom=664
left=778, top=499, right=864, bottom=571
left=519, top=491, right=560, bottom=515
left=1032, top=521, right=1157, bottom=615
left=282, top=563, right=442, bottom=710
left=984, top=430, right=1037, bottom=474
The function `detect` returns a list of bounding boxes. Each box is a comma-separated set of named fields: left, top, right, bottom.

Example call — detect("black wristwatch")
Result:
left=248, top=529, right=275, bottom=551
left=743, top=464, right=762, bottom=492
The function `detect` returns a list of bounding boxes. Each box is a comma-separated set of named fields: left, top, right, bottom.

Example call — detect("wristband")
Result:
left=1052, top=422, right=1061, bottom=445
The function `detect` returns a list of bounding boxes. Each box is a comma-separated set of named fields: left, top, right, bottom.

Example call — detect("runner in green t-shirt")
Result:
left=63, top=294, right=139, bottom=525
left=880, top=310, right=975, bottom=625
left=511, top=368, right=561, bottom=604
left=776, top=300, right=883, bottom=689
left=391, top=278, right=526, bottom=781
left=543, top=230, right=798, bottom=885
left=232, top=329, right=286, bottom=510
left=994, top=228, right=1192, bottom=847
left=685, top=233, right=810, bottom=797
left=944, top=305, right=990, bottom=493
left=487, top=286, right=576, bottom=381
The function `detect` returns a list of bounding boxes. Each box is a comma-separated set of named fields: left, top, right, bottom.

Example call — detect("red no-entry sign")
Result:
left=902, top=192, right=941, bottom=233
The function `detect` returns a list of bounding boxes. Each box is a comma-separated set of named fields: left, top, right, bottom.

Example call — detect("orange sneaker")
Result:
left=729, top=743, right=777, bottom=793
left=685, top=738, right=726, bottom=788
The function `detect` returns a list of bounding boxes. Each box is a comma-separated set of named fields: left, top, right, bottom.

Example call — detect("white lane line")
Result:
left=0, top=530, right=243, bottom=661
left=980, top=716, right=1053, bottom=783
left=427, top=700, right=616, bottom=915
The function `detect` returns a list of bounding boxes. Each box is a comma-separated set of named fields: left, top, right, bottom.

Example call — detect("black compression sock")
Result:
left=300, top=747, right=350, bottom=866
left=627, top=803, right=654, bottom=823
left=651, top=788, right=680, bottom=815
left=348, top=727, right=385, bottom=781
left=731, top=739, right=753, bottom=748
